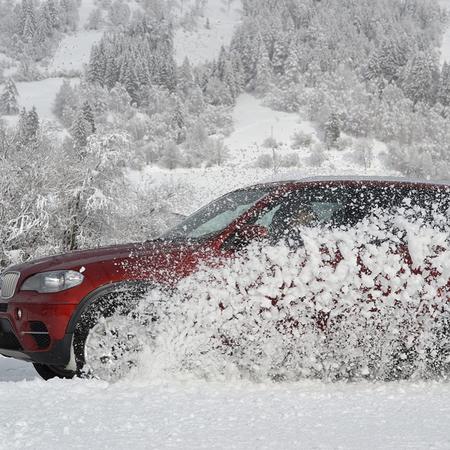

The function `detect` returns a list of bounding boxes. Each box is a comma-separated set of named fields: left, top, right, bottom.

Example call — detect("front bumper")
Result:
left=0, top=296, right=78, bottom=367
left=0, top=331, right=73, bottom=366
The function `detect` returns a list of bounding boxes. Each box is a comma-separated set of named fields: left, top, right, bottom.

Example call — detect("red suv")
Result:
left=1, top=176, right=449, bottom=379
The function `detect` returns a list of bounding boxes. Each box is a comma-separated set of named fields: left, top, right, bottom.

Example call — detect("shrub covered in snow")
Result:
left=291, top=130, right=313, bottom=149
left=255, top=153, right=273, bottom=169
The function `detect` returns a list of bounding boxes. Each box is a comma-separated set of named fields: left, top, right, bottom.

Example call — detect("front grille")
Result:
left=0, top=272, right=20, bottom=299
left=0, top=303, right=7, bottom=313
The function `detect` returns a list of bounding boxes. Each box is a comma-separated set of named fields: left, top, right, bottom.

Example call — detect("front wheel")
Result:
left=73, top=292, right=149, bottom=381
left=82, top=315, right=147, bottom=380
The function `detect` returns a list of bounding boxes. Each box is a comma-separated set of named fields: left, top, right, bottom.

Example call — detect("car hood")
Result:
left=4, top=239, right=200, bottom=279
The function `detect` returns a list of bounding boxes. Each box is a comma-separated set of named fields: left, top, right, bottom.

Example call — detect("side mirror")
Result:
left=222, top=224, right=269, bottom=251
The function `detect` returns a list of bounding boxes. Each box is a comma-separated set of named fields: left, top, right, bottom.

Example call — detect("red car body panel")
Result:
left=0, top=177, right=449, bottom=367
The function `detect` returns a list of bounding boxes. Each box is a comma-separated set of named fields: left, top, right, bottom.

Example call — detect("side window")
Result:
left=255, top=204, right=281, bottom=228
left=253, top=189, right=346, bottom=243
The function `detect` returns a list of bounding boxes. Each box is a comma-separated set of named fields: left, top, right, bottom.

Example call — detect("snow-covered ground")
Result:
left=0, top=363, right=449, bottom=449
left=174, top=0, right=242, bottom=64
left=48, top=31, right=103, bottom=74
left=48, top=0, right=102, bottom=74
left=13, top=77, right=80, bottom=121
left=16, top=78, right=66, bottom=119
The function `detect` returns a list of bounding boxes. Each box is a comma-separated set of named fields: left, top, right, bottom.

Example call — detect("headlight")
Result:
left=21, top=270, right=84, bottom=293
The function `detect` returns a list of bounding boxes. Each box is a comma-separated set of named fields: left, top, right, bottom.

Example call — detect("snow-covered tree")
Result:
left=53, top=79, right=78, bottom=121
left=438, top=62, right=450, bottom=107
left=86, top=8, right=102, bottom=30
left=108, top=0, right=130, bottom=27
left=61, top=132, right=129, bottom=250
left=16, top=106, right=39, bottom=150
left=402, top=52, right=439, bottom=108
left=81, top=101, right=96, bottom=134
left=159, top=141, right=182, bottom=170
left=177, top=57, right=195, bottom=97
left=254, top=42, right=272, bottom=94
left=324, top=112, right=341, bottom=148
left=0, top=79, right=19, bottom=115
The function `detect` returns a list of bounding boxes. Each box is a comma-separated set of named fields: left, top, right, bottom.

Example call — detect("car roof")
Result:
left=249, top=175, right=450, bottom=191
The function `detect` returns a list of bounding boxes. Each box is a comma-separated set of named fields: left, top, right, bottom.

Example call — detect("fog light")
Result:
left=15, top=308, right=22, bottom=320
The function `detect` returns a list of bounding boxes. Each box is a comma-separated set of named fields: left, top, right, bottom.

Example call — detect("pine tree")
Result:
left=171, top=95, right=186, bottom=144
left=45, top=0, right=59, bottom=29
left=177, top=57, right=194, bottom=97
left=272, top=33, right=289, bottom=75
left=187, top=86, right=205, bottom=114
left=81, top=101, right=96, bottom=134
left=0, top=79, right=20, bottom=115
left=53, top=80, right=77, bottom=120
left=16, top=107, right=40, bottom=150
left=324, top=112, right=340, bottom=148
left=160, top=141, right=181, bottom=170
left=21, top=0, right=36, bottom=42
left=37, top=3, right=53, bottom=39
left=70, top=110, right=90, bottom=148
left=403, top=51, right=438, bottom=108
left=119, top=57, right=140, bottom=105
left=365, top=37, right=409, bottom=86
left=221, top=59, right=239, bottom=101
left=438, top=62, right=450, bottom=107
left=87, top=44, right=106, bottom=85
left=284, top=40, right=302, bottom=85
left=255, top=43, right=272, bottom=93
left=216, top=46, right=228, bottom=80
left=104, top=53, right=118, bottom=89
left=157, top=51, right=177, bottom=92
left=26, top=106, right=39, bottom=138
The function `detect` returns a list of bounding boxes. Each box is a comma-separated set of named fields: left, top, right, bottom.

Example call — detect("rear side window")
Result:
left=252, top=185, right=450, bottom=240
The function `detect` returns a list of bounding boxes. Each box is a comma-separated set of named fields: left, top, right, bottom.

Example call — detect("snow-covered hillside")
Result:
left=174, top=0, right=242, bottom=64
left=49, top=31, right=103, bottom=74
left=130, top=93, right=396, bottom=215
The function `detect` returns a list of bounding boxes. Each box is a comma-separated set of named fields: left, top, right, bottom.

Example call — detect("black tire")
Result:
left=73, top=289, right=146, bottom=380
left=33, top=363, right=75, bottom=381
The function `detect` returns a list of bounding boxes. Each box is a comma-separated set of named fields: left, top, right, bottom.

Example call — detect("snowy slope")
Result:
left=48, top=31, right=103, bottom=74
left=48, top=0, right=103, bottom=75
left=174, top=0, right=242, bottom=64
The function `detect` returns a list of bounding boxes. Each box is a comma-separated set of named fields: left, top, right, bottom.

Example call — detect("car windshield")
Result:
left=162, top=188, right=271, bottom=240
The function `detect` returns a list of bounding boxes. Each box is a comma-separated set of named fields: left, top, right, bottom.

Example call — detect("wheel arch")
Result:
left=65, top=280, right=153, bottom=335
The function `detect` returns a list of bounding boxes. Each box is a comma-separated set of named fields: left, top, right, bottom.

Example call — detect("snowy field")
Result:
left=1, top=357, right=450, bottom=449
left=16, top=78, right=67, bottom=119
